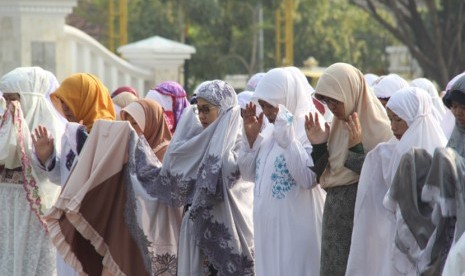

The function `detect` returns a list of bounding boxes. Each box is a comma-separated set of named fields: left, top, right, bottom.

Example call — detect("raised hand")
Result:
left=243, top=103, right=264, bottom=148
left=345, top=112, right=362, bottom=148
left=31, top=125, right=55, bottom=165
left=305, top=112, right=330, bottom=145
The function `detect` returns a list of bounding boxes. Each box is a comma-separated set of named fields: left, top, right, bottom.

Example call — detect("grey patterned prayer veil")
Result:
left=130, top=78, right=255, bottom=275
left=194, top=80, right=237, bottom=114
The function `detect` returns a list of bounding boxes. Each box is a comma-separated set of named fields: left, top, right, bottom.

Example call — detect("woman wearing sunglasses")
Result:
left=131, top=80, right=255, bottom=275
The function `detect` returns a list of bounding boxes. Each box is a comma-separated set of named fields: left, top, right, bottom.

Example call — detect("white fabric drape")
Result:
left=383, top=88, right=447, bottom=273
left=410, top=78, right=446, bottom=124
left=0, top=184, right=56, bottom=276
left=241, top=67, right=326, bottom=276
left=0, top=67, right=64, bottom=216
left=0, top=67, right=64, bottom=276
left=345, top=138, right=398, bottom=276
left=372, top=73, right=409, bottom=99
left=384, top=87, right=448, bottom=184
left=347, top=87, right=447, bottom=276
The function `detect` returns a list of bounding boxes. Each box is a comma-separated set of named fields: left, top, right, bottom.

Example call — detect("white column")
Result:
left=0, top=0, right=78, bottom=77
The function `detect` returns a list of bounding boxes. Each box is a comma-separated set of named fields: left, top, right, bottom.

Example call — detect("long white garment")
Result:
left=347, top=87, right=447, bottom=276
left=385, top=88, right=447, bottom=274
left=0, top=67, right=65, bottom=276
left=240, top=67, right=326, bottom=276
left=0, top=183, right=56, bottom=276
left=239, top=111, right=325, bottom=276
left=0, top=67, right=64, bottom=214
left=345, top=139, right=399, bottom=276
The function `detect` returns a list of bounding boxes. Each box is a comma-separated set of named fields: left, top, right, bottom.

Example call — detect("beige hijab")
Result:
left=315, top=63, right=392, bottom=188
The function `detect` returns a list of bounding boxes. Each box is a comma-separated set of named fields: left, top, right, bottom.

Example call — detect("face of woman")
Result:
left=386, top=107, right=408, bottom=140
left=451, top=100, right=465, bottom=127
left=51, top=97, right=78, bottom=123
left=196, top=97, right=219, bottom=128
left=315, top=94, right=346, bottom=120
left=257, top=99, right=279, bottom=124
left=378, top=98, right=389, bottom=108
left=121, top=111, right=143, bottom=135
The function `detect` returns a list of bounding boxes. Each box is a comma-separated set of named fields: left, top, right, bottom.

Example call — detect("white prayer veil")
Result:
left=237, top=91, right=255, bottom=110
left=410, top=78, right=446, bottom=122
left=364, top=73, right=379, bottom=87
left=373, top=73, right=409, bottom=99
left=245, top=72, right=265, bottom=91
left=0, top=67, right=64, bottom=223
left=252, top=66, right=323, bottom=141
left=385, top=87, right=447, bottom=183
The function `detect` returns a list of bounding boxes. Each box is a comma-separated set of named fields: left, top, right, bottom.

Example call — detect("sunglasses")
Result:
left=316, top=95, right=340, bottom=107
left=195, top=105, right=218, bottom=115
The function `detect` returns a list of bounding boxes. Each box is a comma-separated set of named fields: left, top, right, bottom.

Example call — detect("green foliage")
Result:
left=68, top=0, right=397, bottom=87
left=294, top=0, right=396, bottom=74
left=128, top=0, right=181, bottom=42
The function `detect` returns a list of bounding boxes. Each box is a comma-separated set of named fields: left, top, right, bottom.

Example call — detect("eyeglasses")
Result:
left=195, top=105, right=218, bottom=115
left=316, top=95, right=340, bottom=107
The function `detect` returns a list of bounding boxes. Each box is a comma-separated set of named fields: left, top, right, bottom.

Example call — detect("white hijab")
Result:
left=373, top=73, right=409, bottom=99
left=237, top=90, right=255, bottom=110
left=145, top=89, right=173, bottom=112
left=410, top=78, right=446, bottom=122
left=385, top=87, right=448, bottom=183
left=364, top=73, right=379, bottom=87
left=347, top=87, right=447, bottom=275
left=0, top=67, right=65, bottom=222
left=0, top=67, right=65, bottom=147
left=252, top=66, right=322, bottom=140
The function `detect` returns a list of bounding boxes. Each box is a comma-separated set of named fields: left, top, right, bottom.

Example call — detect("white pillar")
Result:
left=0, top=0, right=78, bottom=78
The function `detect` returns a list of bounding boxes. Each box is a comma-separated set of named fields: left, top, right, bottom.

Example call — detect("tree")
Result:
left=350, top=0, right=465, bottom=88
left=186, top=0, right=272, bottom=86
left=67, top=0, right=398, bottom=89
left=67, top=0, right=108, bottom=44
left=129, top=0, right=181, bottom=42
left=293, top=0, right=395, bottom=74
